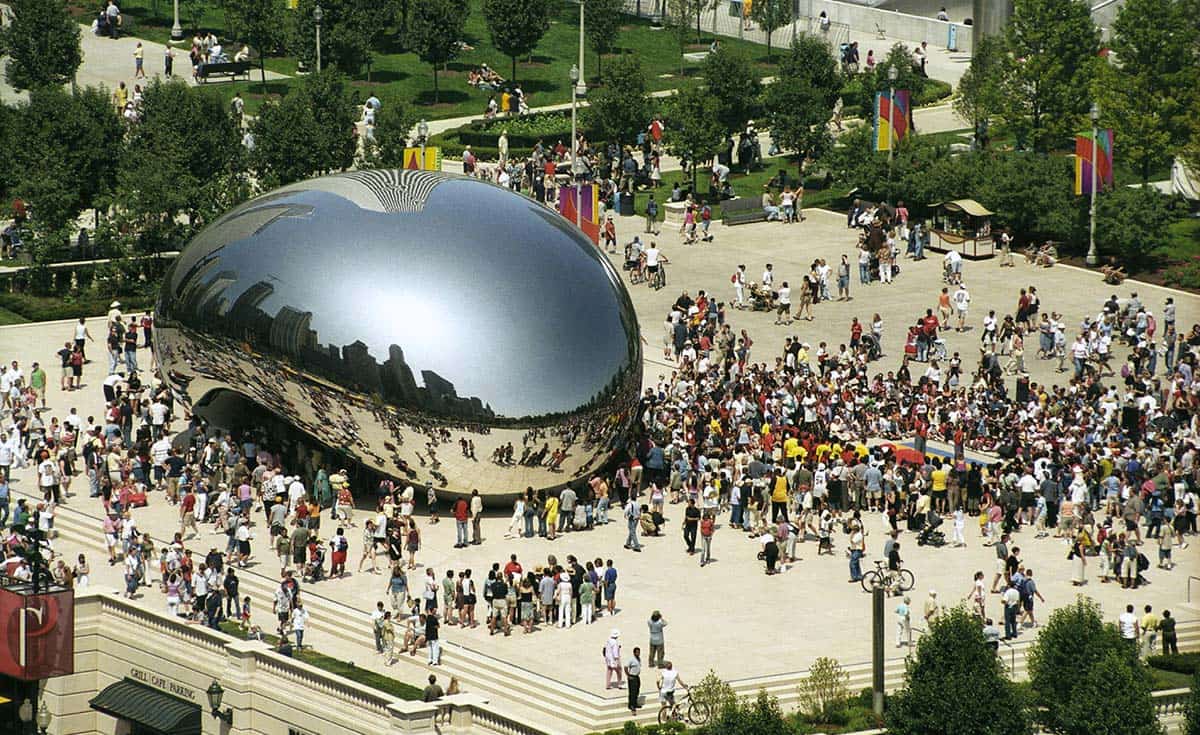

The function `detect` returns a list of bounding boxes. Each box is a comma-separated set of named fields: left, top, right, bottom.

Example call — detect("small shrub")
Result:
left=797, top=656, right=850, bottom=719
left=690, top=670, right=737, bottom=722
left=1148, top=653, right=1200, bottom=675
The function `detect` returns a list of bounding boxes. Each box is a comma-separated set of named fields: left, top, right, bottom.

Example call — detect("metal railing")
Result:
left=1188, top=575, right=1200, bottom=604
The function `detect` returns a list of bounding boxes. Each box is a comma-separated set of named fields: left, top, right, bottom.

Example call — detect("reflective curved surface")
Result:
left=153, top=170, right=642, bottom=501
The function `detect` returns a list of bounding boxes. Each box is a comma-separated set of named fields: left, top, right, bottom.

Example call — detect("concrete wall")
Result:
left=813, top=0, right=974, bottom=52
left=39, top=593, right=508, bottom=735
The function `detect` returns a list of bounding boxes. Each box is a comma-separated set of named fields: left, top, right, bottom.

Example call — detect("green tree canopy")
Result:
left=749, top=0, right=791, bottom=61
left=1027, top=597, right=1153, bottom=734
left=583, top=55, right=650, bottom=146
left=844, top=43, right=928, bottom=124
left=0, top=0, right=82, bottom=91
left=997, top=0, right=1101, bottom=152
left=1092, top=185, right=1175, bottom=267
left=367, top=96, right=416, bottom=167
left=250, top=71, right=358, bottom=186
left=293, top=0, right=379, bottom=74
left=117, top=80, right=244, bottom=232
left=584, top=0, right=623, bottom=77
left=9, top=86, right=122, bottom=249
left=762, top=34, right=840, bottom=163
left=662, top=86, right=724, bottom=190
left=702, top=45, right=761, bottom=136
left=409, top=0, right=467, bottom=102
left=1185, top=669, right=1200, bottom=735
left=482, top=0, right=553, bottom=82
left=887, top=606, right=1032, bottom=735
left=1057, top=650, right=1163, bottom=735
left=954, top=33, right=1006, bottom=145
left=221, top=0, right=289, bottom=93
left=707, top=691, right=792, bottom=735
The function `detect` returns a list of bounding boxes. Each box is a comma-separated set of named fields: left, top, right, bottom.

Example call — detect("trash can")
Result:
left=619, top=194, right=635, bottom=216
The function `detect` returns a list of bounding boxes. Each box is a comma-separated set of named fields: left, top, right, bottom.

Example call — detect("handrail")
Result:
left=997, top=637, right=1017, bottom=675
left=1188, top=576, right=1200, bottom=604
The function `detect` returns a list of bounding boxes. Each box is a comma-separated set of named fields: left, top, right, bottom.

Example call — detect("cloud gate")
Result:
left=153, top=170, right=642, bottom=501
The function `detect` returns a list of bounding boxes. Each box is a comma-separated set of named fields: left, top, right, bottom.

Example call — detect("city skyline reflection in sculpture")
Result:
left=153, top=170, right=642, bottom=502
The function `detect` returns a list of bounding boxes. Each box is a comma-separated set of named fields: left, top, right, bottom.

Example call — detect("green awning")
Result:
left=90, top=678, right=201, bottom=735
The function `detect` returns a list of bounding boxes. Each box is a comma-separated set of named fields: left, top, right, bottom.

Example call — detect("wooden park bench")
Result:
left=721, top=196, right=767, bottom=226
left=197, top=61, right=251, bottom=83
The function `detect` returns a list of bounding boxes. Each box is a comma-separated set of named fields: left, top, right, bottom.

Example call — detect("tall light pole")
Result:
left=569, top=63, right=581, bottom=229
left=171, top=0, right=183, bottom=40
left=418, top=119, right=429, bottom=169
left=887, top=65, right=898, bottom=184
left=314, top=5, right=324, bottom=74
left=1086, top=101, right=1100, bottom=266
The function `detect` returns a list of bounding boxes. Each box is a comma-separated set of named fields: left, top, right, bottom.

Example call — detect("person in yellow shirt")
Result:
left=783, top=435, right=801, bottom=460
left=930, top=460, right=949, bottom=514
left=770, top=471, right=789, bottom=523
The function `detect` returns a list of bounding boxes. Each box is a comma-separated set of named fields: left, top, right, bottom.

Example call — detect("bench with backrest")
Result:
left=197, top=61, right=251, bottom=82
left=721, top=195, right=767, bottom=225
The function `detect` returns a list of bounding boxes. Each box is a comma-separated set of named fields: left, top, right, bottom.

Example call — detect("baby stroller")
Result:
left=917, top=511, right=946, bottom=547
left=302, top=545, right=326, bottom=584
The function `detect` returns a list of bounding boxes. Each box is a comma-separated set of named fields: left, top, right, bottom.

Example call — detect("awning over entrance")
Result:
left=89, top=678, right=201, bottom=735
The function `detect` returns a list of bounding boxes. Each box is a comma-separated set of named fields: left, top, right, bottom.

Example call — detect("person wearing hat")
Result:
left=604, top=629, right=623, bottom=689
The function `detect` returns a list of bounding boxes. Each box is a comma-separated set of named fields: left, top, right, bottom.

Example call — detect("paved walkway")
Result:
left=0, top=210, right=1196, bottom=706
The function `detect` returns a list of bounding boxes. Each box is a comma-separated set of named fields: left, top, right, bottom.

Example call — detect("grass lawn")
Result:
left=218, top=622, right=424, bottom=700
left=0, top=305, right=29, bottom=326
left=1149, top=665, right=1193, bottom=691
left=73, top=0, right=778, bottom=119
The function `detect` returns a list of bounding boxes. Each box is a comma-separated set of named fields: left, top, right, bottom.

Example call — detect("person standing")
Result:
left=290, top=600, right=309, bottom=650
left=625, top=646, right=642, bottom=713
left=848, top=519, right=865, bottom=582
left=1140, top=605, right=1160, bottom=657
left=682, top=498, right=700, bottom=554
left=469, top=489, right=483, bottom=545
left=604, top=629, right=623, bottom=689
left=452, top=496, right=469, bottom=548
left=372, top=601, right=388, bottom=652
left=699, top=512, right=715, bottom=566
left=624, top=496, right=642, bottom=551
left=645, top=194, right=659, bottom=235
left=1160, top=610, right=1178, bottom=655
left=425, top=611, right=441, bottom=665
left=1001, top=581, right=1020, bottom=640
left=133, top=42, right=145, bottom=78
left=895, top=595, right=912, bottom=647
left=647, top=611, right=667, bottom=668
left=1118, top=604, right=1140, bottom=651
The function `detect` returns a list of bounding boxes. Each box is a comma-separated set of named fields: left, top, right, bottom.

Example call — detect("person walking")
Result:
left=624, top=496, right=642, bottom=551
left=647, top=611, right=667, bottom=668
left=290, top=600, right=309, bottom=650
left=895, top=595, right=912, bottom=647
left=645, top=194, right=659, bottom=235
left=425, top=611, right=441, bottom=665
left=625, top=646, right=643, bottom=713
left=133, top=42, right=145, bottom=78
left=604, top=629, right=623, bottom=689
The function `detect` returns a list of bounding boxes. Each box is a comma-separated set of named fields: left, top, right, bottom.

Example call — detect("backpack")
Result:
left=731, top=273, right=738, bottom=283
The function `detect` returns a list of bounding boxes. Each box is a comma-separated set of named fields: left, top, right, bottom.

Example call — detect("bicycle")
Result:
left=658, top=689, right=710, bottom=726
left=861, top=559, right=915, bottom=594
left=650, top=261, right=667, bottom=291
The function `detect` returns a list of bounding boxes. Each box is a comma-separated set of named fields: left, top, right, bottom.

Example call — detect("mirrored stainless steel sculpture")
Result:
left=153, top=170, right=642, bottom=501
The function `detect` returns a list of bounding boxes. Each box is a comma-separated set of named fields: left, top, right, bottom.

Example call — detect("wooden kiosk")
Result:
left=929, top=199, right=995, bottom=259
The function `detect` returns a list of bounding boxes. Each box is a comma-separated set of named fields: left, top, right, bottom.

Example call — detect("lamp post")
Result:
left=171, top=0, right=183, bottom=41
left=36, top=701, right=51, bottom=735
left=569, top=63, right=581, bottom=229
left=206, top=680, right=234, bottom=725
left=418, top=119, right=429, bottom=169
left=313, top=5, right=324, bottom=74
left=1086, top=101, right=1100, bottom=267
left=887, top=64, right=898, bottom=172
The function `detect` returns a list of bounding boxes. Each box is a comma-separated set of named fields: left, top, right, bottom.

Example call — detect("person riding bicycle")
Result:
left=658, top=661, right=687, bottom=707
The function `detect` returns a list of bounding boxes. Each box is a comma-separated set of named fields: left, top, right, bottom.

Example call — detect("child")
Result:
left=952, top=506, right=966, bottom=547
left=1032, top=495, right=1048, bottom=538
left=238, top=595, right=252, bottom=630
left=1158, top=530, right=1174, bottom=570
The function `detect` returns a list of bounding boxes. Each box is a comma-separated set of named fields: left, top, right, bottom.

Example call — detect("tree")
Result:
left=1027, top=597, right=1154, bottom=734
left=294, top=0, right=378, bottom=75
left=707, top=691, right=791, bottom=735
left=367, top=97, right=416, bottom=167
left=584, top=0, right=624, bottom=77
left=0, top=0, right=82, bottom=90
left=410, top=0, right=467, bottom=103
left=117, top=80, right=244, bottom=237
left=482, top=0, right=553, bottom=82
left=583, top=55, right=651, bottom=146
left=221, top=0, right=289, bottom=94
left=954, top=34, right=1006, bottom=147
left=250, top=71, right=358, bottom=186
left=1109, top=0, right=1200, bottom=151
left=762, top=34, right=841, bottom=164
left=887, top=606, right=1032, bottom=735
left=1092, top=185, right=1175, bottom=267
left=844, top=43, right=928, bottom=126
left=1057, top=650, right=1163, bottom=735
left=749, top=0, right=791, bottom=61
left=8, top=86, right=122, bottom=256
left=1097, top=63, right=1171, bottom=184
left=797, top=657, right=850, bottom=720
left=689, top=670, right=737, bottom=719
left=702, top=46, right=761, bottom=135
left=1185, top=669, right=1200, bottom=735
left=665, top=0, right=694, bottom=76
left=997, top=0, right=1101, bottom=152
left=662, top=87, right=724, bottom=191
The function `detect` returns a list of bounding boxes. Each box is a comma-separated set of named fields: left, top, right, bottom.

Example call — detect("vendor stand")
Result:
left=929, top=199, right=995, bottom=259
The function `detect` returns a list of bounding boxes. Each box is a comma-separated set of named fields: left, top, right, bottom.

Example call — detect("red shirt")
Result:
left=181, top=493, right=196, bottom=512
left=453, top=499, right=469, bottom=522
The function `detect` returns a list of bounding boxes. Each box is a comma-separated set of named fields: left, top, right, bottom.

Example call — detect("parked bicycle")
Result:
left=861, top=559, right=915, bottom=594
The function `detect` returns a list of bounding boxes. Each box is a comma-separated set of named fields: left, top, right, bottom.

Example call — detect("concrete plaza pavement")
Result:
left=0, top=210, right=1197, bottom=720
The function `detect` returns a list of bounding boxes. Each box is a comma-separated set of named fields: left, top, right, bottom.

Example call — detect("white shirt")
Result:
left=777, top=286, right=791, bottom=305
left=645, top=247, right=661, bottom=267
left=660, top=668, right=680, bottom=694
left=953, top=288, right=970, bottom=310
left=1118, top=611, right=1137, bottom=639
left=761, top=269, right=774, bottom=286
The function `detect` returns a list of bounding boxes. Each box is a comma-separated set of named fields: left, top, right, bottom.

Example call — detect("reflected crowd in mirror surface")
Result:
left=154, top=170, right=642, bottom=501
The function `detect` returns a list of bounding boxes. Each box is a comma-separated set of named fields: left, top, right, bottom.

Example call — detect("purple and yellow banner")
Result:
left=874, top=90, right=910, bottom=152
left=1074, top=129, right=1114, bottom=195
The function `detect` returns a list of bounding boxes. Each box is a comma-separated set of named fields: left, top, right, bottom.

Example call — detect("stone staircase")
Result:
left=32, top=489, right=1200, bottom=734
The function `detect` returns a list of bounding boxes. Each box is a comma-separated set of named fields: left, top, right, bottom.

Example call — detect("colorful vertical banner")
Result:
left=874, top=90, right=911, bottom=152
left=558, top=185, right=600, bottom=244
left=1074, top=129, right=1114, bottom=195
left=402, top=147, right=441, bottom=171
